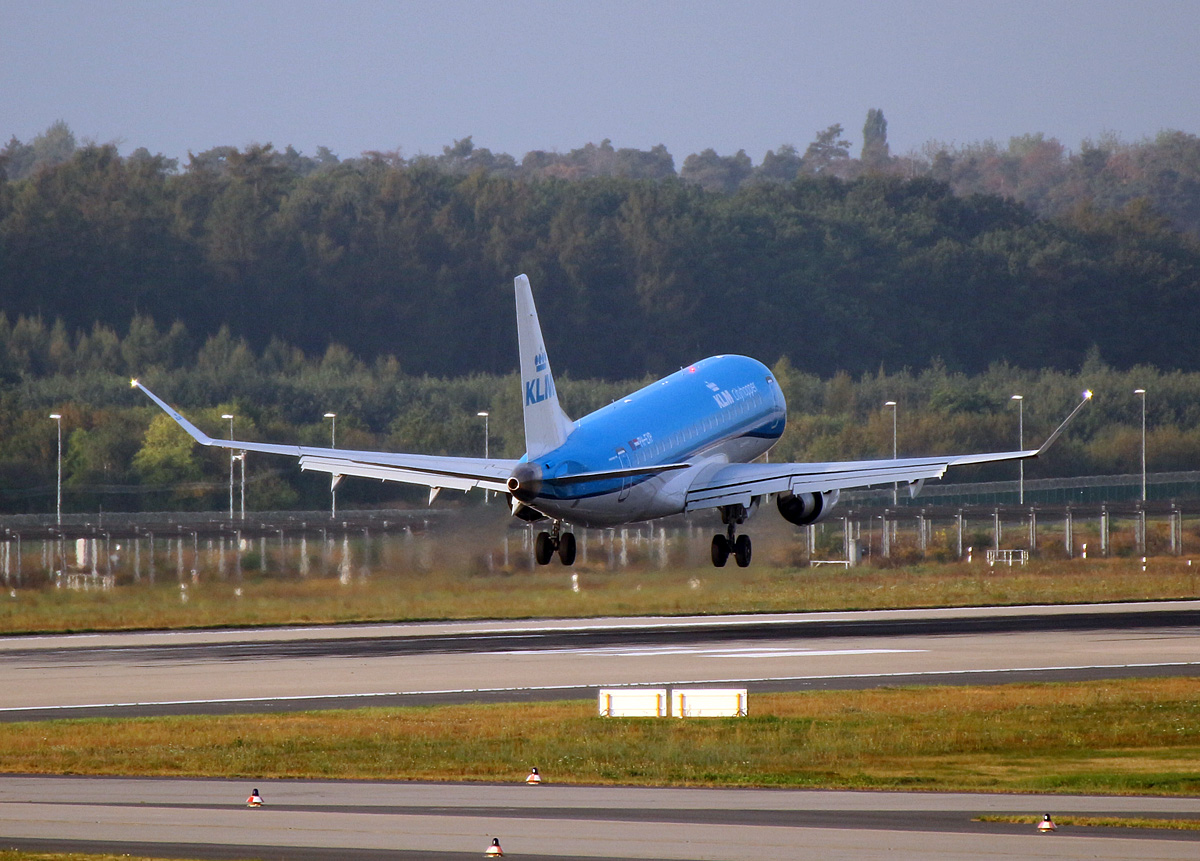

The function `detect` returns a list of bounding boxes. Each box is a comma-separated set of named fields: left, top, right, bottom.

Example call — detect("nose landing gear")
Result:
left=711, top=506, right=752, bottom=568
left=534, top=521, right=576, bottom=566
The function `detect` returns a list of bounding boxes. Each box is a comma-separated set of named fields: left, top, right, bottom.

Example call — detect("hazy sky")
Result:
left=3, top=0, right=1197, bottom=165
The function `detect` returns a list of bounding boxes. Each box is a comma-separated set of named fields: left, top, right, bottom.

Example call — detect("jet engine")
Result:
left=776, top=489, right=839, bottom=526
left=506, top=494, right=547, bottom=522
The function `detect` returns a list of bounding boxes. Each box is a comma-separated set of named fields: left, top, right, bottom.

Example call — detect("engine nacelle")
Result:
left=506, top=494, right=547, bottom=522
left=776, top=489, right=839, bottom=526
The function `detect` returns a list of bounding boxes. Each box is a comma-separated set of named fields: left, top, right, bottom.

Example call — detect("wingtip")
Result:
left=1083, top=389, right=1093, bottom=400
left=130, top=378, right=140, bottom=389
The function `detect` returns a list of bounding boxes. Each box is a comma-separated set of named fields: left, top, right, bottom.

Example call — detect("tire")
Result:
left=557, top=532, right=577, bottom=566
left=711, top=534, right=730, bottom=567
left=734, top=534, right=752, bottom=568
left=534, top=531, right=555, bottom=565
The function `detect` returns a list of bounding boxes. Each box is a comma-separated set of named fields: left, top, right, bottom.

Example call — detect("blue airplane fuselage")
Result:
left=523, top=355, right=786, bottom=527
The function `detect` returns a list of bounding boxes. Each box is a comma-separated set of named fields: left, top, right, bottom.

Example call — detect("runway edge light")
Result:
left=246, top=788, right=264, bottom=808
left=485, top=836, right=504, bottom=856
left=1037, top=813, right=1057, bottom=832
left=525, top=767, right=542, bottom=785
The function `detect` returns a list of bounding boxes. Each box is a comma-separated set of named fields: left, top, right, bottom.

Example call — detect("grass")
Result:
left=1, top=678, right=1197, bottom=795
left=0, top=855, right=218, bottom=861
left=1, top=554, right=1197, bottom=634
left=976, top=814, right=1200, bottom=830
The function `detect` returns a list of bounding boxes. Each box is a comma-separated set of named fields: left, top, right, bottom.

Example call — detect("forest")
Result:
left=0, top=315, right=1193, bottom=514
left=0, top=115, right=1198, bottom=514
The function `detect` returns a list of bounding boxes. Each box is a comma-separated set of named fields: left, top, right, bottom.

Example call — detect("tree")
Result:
left=803, top=124, right=851, bottom=175
left=861, top=109, right=890, bottom=169
left=753, top=144, right=804, bottom=183
left=680, top=149, right=753, bottom=192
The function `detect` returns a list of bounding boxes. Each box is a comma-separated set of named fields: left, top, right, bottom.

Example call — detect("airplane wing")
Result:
left=131, top=380, right=518, bottom=495
left=685, top=391, right=1093, bottom=511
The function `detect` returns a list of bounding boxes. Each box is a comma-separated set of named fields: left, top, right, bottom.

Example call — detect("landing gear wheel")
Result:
left=534, top=531, right=555, bottom=565
left=733, top=534, right=752, bottom=568
left=711, top=534, right=730, bottom=567
left=557, top=532, right=577, bottom=566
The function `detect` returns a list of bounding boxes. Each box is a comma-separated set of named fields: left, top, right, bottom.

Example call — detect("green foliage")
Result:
left=4, top=126, right=1200, bottom=381
left=1, top=122, right=1200, bottom=513
left=0, top=315, right=1192, bottom=515
left=861, top=108, right=890, bottom=168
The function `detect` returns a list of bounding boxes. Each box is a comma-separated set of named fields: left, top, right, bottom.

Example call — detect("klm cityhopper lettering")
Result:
left=526, top=352, right=554, bottom=405
left=525, top=372, right=555, bottom=405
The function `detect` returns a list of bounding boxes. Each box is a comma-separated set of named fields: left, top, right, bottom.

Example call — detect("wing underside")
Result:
left=686, top=391, right=1093, bottom=511
left=684, top=450, right=1032, bottom=511
left=132, top=380, right=517, bottom=494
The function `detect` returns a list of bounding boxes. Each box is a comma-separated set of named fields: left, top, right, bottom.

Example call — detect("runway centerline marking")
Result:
left=499, top=646, right=926, bottom=658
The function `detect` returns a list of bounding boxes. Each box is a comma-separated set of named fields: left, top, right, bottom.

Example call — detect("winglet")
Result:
left=131, top=379, right=215, bottom=446
left=1036, top=390, right=1092, bottom=456
left=515, top=274, right=573, bottom=459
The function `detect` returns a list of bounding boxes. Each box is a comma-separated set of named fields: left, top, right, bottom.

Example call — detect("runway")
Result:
left=1, top=776, right=1197, bottom=860
left=0, top=601, right=1197, bottom=720
left=0, top=602, right=1197, bottom=858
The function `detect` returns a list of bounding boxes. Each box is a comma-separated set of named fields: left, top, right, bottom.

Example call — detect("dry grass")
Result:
left=1, top=555, right=1196, bottom=634
left=977, top=814, right=1200, bottom=830
left=1, top=678, right=1197, bottom=795
left=0, top=855, right=214, bottom=861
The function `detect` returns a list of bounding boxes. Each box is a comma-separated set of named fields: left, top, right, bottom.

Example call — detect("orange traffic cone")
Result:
left=525, top=767, right=542, bottom=785
left=246, top=788, right=264, bottom=808
left=484, top=836, right=504, bottom=856
left=1037, top=813, right=1056, bottom=832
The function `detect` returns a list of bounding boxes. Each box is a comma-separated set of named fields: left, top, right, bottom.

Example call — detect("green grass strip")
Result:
left=0, top=854, right=222, bottom=861
left=2, top=678, right=1198, bottom=795
left=2, top=556, right=1197, bottom=635
left=977, top=814, right=1200, bottom=830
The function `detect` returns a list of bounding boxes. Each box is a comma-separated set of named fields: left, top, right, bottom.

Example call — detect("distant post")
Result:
left=222, top=414, right=235, bottom=519
left=477, top=411, right=490, bottom=503
left=324, top=412, right=337, bottom=517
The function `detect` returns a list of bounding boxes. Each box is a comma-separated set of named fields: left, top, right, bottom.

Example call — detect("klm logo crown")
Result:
left=534, top=352, right=548, bottom=372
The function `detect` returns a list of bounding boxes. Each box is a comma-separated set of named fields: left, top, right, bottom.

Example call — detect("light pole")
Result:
left=477, top=411, right=489, bottom=504
left=232, top=453, right=246, bottom=520
left=1134, top=388, right=1146, bottom=501
left=1011, top=395, right=1024, bottom=504
left=49, top=413, right=62, bottom=525
left=884, top=401, right=897, bottom=504
left=221, top=414, right=234, bottom=519
left=324, top=412, right=337, bottom=518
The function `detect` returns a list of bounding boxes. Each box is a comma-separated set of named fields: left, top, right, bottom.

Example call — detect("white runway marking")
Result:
left=500, top=645, right=926, bottom=658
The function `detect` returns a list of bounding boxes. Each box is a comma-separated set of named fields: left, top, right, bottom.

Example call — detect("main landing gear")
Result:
left=711, top=505, right=752, bottom=568
left=534, top=521, right=576, bottom=566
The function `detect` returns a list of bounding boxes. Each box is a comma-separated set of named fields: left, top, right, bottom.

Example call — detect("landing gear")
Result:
left=534, top=521, right=576, bottom=566
left=711, top=534, right=730, bottom=567
left=534, top=531, right=555, bottom=565
left=558, top=531, right=576, bottom=565
left=712, top=505, right=753, bottom=568
left=733, top=534, right=752, bottom=568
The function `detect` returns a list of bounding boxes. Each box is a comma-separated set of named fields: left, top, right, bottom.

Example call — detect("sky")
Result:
left=3, top=0, right=1198, bottom=166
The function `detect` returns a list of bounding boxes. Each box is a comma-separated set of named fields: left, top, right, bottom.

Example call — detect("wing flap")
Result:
left=684, top=391, right=1091, bottom=512
left=133, top=379, right=517, bottom=495
left=684, top=456, right=959, bottom=511
left=299, top=455, right=510, bottom=493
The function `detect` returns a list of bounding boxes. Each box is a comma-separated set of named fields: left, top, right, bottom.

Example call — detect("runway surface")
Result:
left=0, top=602, right=1197, bottom=858
left=1, top=776, right=1197, bottom=860
left=0, top=600, right=1196, bottom=720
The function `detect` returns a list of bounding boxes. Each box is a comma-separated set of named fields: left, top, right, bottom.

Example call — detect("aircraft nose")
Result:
left=507, top=462, right=543, bottom=502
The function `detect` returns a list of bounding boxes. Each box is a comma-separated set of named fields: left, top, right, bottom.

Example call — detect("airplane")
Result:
left=133, top=274, right=1091, bottom=568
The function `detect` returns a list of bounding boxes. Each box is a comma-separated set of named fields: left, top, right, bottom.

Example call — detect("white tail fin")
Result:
left=515, top=274, right=573, bottom=459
